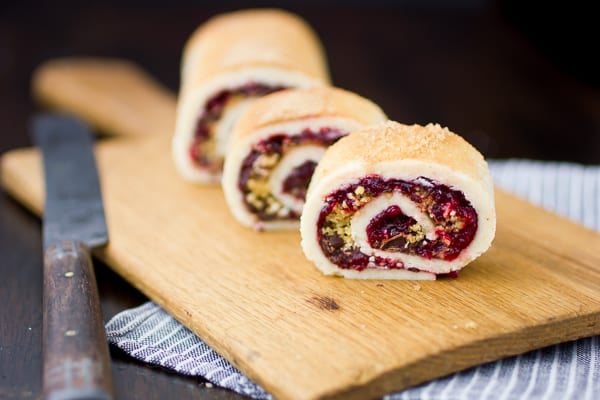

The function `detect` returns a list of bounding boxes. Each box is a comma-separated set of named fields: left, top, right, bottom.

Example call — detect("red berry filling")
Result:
left=189, top=83, right=287, bottom=171
left=282, top=160, right=318, bottom=200
left=317, top=176, right=478, bottom=272
left=238, top=128, right=346, bottom=221
left=367, top=205, right=420, bottom=251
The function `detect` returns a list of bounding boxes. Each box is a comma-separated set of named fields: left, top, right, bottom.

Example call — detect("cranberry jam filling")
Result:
left=238, top=128, right=345, bottom=221
left=367, top=205, right=420, bottom=251
left=189, top=83, right=287, bottom=170
left=317, top=176, right=478, bottom=272
left=282, top=160, right=318, bottom=200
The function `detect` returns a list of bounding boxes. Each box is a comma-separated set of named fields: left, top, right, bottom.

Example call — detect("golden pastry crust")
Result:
left=230, top=87, right=387, bottom=142
left=311, top=121, right=490, bottom=191
left=181, top=9, right=330, bottom=94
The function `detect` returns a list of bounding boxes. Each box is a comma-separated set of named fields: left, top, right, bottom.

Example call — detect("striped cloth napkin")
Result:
left=105, top=160, right=600, bottom=400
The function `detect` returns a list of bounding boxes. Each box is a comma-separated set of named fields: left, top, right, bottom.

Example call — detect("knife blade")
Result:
left=33, top=113, right=113, bottom=400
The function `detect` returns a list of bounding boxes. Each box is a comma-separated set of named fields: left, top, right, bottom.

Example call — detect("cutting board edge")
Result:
left=95, top=234, right=600, bottom=400
left=311, top=311, right=600, bottom=400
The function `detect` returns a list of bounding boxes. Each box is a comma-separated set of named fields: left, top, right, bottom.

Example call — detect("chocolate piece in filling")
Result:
left=317, top=176, right=478, bottom=272
left=238, top=127, right=345, bottom=221
left=189, top=83, right=287, bottom=171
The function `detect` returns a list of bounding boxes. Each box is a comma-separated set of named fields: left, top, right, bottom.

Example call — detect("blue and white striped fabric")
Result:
left=105, top=160, right=600, bottom=400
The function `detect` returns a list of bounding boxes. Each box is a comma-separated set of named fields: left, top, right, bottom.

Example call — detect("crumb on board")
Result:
left=465, top=320, right=478, bottom=329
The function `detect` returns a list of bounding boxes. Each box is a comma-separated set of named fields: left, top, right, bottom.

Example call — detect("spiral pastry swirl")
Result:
left=301, top=122, right=496, bottom=279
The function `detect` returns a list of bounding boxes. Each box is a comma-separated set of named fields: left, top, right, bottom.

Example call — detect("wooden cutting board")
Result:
left=2, top=58, right=600, bottom=400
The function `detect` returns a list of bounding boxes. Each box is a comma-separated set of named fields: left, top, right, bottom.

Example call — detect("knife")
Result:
left=33, top=114, right=113, bottom=400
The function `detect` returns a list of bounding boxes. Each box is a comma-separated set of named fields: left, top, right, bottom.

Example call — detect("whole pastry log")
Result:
left=300, top=121, right=496, bottom=279
left=172, top=9, right=330, bottom=183
left=222, top=86, right=387, bottom=230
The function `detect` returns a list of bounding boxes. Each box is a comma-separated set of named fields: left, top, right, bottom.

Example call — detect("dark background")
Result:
left=1, top=1, right=598, bottom=399
left=1, top=0, right=598, bottom=161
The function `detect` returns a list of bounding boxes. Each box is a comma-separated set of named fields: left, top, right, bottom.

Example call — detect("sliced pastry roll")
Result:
left=222, top=87, right=387, bottom=230
left=300, top=122, right=496, bottom=280
left=173, top=9, right=330, bottom=183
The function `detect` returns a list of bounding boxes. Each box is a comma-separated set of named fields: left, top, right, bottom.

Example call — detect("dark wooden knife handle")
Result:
left=43, top=241, right=113, bottom=400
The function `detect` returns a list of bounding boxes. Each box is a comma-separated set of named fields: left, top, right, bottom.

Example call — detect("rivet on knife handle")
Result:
left=33, top=113, right=113, bottom=400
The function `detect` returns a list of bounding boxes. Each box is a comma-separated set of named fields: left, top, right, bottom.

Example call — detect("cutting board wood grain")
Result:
left=2, top=58, right=599, bottom=400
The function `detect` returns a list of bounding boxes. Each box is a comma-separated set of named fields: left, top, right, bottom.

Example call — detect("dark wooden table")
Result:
left=1, top=1, right=598, bottom=399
